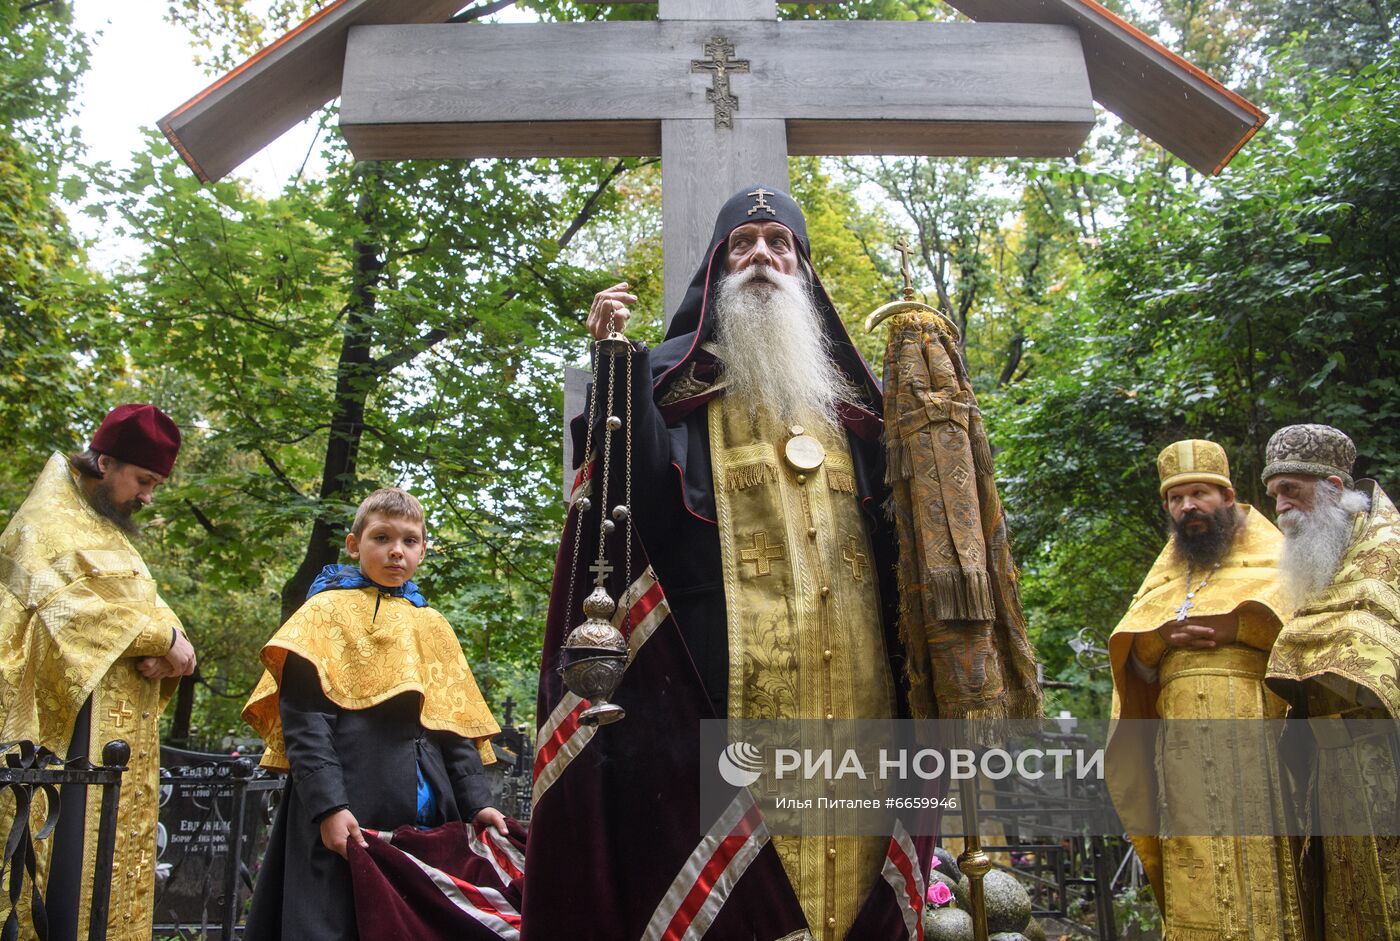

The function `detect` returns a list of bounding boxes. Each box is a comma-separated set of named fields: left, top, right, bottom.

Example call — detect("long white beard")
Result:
left=1278, top=481, right=1371, bottom=605
left=710, top=264, right=858, bottom=432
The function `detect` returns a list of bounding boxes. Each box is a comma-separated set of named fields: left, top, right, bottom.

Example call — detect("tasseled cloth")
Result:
left=880, top=311, right=1043, bottom=742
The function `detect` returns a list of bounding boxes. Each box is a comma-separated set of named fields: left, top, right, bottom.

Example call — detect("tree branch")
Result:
left=260, top=448, right=305, bottom=499
left=371, top=160, right=638, bottom=372
left=184, top=499, right=217, bottom=534
left=556, top=159, right=630, bottom=251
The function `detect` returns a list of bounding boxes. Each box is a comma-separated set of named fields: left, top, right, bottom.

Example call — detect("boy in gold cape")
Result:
left=242, top=487, right=503, bottom=941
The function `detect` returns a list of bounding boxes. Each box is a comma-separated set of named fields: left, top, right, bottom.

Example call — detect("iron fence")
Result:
left=0, top=739, right=130, bottom=941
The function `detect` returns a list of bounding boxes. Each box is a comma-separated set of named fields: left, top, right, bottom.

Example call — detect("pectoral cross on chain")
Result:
left=1175, top=597, right=1195, bottom=622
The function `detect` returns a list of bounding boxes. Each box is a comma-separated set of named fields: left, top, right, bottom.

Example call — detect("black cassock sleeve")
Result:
left=280, top=653, right=351, bottom=823
left=437, top=731, right=494, bottom=820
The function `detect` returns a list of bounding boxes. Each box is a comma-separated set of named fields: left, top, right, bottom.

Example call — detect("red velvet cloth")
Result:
left=349, top=820, right=526, bottom=940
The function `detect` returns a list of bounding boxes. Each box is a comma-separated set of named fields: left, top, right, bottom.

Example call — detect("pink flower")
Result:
left=929, top=855, right=941, bottom=870
left=926, top=882, right=953, bottom=906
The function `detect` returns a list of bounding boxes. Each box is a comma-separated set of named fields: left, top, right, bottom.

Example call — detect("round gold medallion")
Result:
left=784, top=434, right=826, bottom=472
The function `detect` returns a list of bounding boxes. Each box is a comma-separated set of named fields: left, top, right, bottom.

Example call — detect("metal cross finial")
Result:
left=589, top=558, right=614, bottom=586
left=894, top=236, right=916, bottom=301
left=691, top=36, right=750, bottom=129
left=747, top=187, right=776, bottom=216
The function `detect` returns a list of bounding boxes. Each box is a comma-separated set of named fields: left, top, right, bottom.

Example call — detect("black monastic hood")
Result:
left=649, top=185, right=883, bottom=417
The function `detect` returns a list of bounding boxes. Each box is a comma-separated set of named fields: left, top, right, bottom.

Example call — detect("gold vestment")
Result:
left=1107, top=507, right=1309, bottom=940
left=710, top=395, right=895, bottom=941
left=1266, top=481, right=1400, bottom=940
left=0, top=454, right=182, bottom=941
left=243, top=587, right=500, bottom=770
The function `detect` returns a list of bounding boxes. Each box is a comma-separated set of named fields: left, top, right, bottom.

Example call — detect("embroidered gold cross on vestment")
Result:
left=108, top=699, right=134, bottom=729
left=740, top=531, right=785, bottom=576
left=842, top=536, right=868, bottom=582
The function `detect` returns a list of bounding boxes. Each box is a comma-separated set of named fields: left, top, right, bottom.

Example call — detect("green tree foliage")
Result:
left=0, top=0, right=111, bottom=505
left=3, top=0, right=1396, bottom=741
left=1242, top=0, right=1397, bottom=77
left=988, top=45, right=1400, bottom=716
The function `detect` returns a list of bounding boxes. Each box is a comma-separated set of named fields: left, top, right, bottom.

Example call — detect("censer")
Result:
left=558, top=312, right=636, bottom=726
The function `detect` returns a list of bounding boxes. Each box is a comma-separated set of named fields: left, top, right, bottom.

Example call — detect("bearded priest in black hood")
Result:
left=523, top=187, right=935, bottom=941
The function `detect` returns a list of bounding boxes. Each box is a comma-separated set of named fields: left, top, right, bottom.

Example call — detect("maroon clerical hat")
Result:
left=90, top=404, right=182, bottom=477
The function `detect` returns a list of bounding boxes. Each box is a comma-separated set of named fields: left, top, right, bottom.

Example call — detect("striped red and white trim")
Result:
left=371, top=830, right=522, bottom=940
left=532, top=568, right=669, bottom=807
left=641, top=789, right=771, bottom=941
left=880, top=819, right=925, bottom=941
left=466, top=822, right=526, bottom=884
left=567, top=467, right=592, bottom=506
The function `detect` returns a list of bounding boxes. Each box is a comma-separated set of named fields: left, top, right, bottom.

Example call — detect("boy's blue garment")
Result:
left=306, top=563, right=427, bottom=607
left=415, top=763, right=439, bottom=827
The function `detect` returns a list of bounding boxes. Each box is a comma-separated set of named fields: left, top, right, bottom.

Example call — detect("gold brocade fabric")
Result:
left=709, top=394, right=895, bottom=941
left=243, top=588, right=499, bottom=771
left=1266, top=481, right=1400, bottom=939
left=1305, top=694, right=1398, bottom=941
left=1105, top=508, right=1296, bottom=925
left=880, top=313, right=1041, bottom=732
left=0, top=454, right=181, bottom=941
left=1152, top=644, right=1309, bottom=941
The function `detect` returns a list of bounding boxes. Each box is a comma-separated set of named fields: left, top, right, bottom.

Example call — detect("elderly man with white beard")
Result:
left=525, top=187, right=933, bottom=941
left=1262, top=423, right=1400, bottom=940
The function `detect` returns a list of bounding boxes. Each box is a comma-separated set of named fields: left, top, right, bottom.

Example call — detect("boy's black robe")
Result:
left=245, top=654, right=493, bottom=941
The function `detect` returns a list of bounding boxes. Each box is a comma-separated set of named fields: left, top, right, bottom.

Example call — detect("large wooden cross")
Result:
left=160, top=0, right=1265, bottom=493
left=335, top=0, right=1095, bottom=316
left=162, top=0, right=1265, bottom=319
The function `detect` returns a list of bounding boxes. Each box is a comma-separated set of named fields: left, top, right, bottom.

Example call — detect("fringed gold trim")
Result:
left=884, top=436, right=917, bottom=483
left=970, top=421, right=995, bottom=478
left=827, top=470, right=855, bottom=494
left=723, top=462, right=776, bottom=492
left=1004, top=687, right=1045, bottom=721
left=882, top=492, right=899, bottom=524
left=928, top=569, right=995, bottom=622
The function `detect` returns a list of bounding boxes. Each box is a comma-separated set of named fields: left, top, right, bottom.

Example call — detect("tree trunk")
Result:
left=281, top=165, right=385, bottom=619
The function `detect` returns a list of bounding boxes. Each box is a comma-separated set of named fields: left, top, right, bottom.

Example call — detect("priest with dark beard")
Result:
left=1105, top=439, right=1308, bottom=940
left=524, top=187, right=935, bottom=941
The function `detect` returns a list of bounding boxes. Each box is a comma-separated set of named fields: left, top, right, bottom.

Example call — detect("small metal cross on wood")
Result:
left=589, top=558, right=614, bottom=586
left=691, top=36, right=750, bottom=129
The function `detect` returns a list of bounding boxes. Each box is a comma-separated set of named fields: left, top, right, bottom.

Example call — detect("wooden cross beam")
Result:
left=161, top=0, right=1266, bottom=317
left=338, top=10, right=1095, bottom=316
